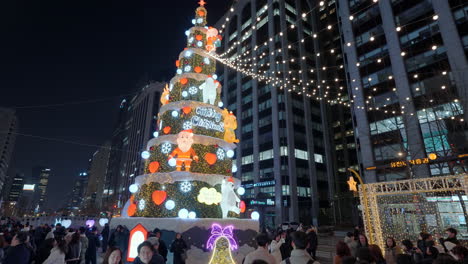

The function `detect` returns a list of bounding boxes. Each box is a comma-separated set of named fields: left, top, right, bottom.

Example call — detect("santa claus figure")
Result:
left=168, top=129, right=199, bottom=171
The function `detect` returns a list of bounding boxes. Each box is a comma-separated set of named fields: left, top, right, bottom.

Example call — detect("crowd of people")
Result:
left=244, top=225, right=319, bottom=264
left=0, top=220, right=188, bottom=264
left=0, top=219, right=466, bottom=264
left=336, top=227, right=468, bottom=264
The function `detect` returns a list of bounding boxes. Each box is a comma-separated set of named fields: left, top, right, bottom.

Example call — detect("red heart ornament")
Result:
left=152, top=190, right=167, bottom=205
left=204, top=153, right=217, bottom=165
left=240, top=201, right=246, bottom=213
left=148, top=161, right=160, bottom=173
left=127, top=203, right=137, bottom=216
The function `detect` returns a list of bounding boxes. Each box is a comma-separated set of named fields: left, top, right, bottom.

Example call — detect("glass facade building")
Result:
left=339, top=0, right=468, bottom=182
left=215, top=0, right=344, bottom=226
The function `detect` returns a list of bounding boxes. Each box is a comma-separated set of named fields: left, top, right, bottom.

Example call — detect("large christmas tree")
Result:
left=126, top=1, right=244, bottom=220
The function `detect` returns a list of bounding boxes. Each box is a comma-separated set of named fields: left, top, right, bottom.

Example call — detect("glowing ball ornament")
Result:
left=178, top=208, right=189, bottom=218
left=191, top=19, right=196, bottom=25
left=203, top=57, right=210, bottom=64
left=237, top=187, right=245, bottom=196
left=141, top=151, right=150, bottom=159
left=218, top=102, right=224, bottom=107
left=232, top=164, right=238, bottom=173
left=185, top=30, right=190, bottom=36
left=182, top=91, right=188, bottom=98
left=129, top=184, right=139, bottom=193
left=184, top=65, right=192, bottom=72
left=168, top=158, right=177, bottom=167
left=197, top=41, right=203, bottom=47
left=184, top=50, right=193, bottom=57
left=226, top=150, right=234, bottom=158
left=165, top=200, right=175, bottom=210
left=188, top=211, right=197, bottom=219
left=176, top=69, right=182, bottom=74
left=197, top=18, right=203, bottom=24
left=212, top=74, right=218, bottom=80
left=153, top=131, right=159, bottom=138
left=171, top=110, right=179, bottom=117
left=188, top=37, right=194, bottom=43
left=251, top=211, right=260, bottom=220
left=86, top=219, right=95, bottom=227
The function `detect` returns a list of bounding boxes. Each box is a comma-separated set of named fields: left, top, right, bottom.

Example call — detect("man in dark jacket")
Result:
left=306, top=227, right=318, bottom=259
left=4, top=232, right=32, bottom=264
left=153, top=228, right=168, bottom=261
left=101, top=223, right=110, bottom=253
left=109, top=225, right=129, bottom=259
left=438, top=228, right=460, bottom=253
left=85, top=227, right=101, bottom=264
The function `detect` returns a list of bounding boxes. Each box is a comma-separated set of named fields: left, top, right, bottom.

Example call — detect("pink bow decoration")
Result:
left=206, top=223, right=238, bottom=251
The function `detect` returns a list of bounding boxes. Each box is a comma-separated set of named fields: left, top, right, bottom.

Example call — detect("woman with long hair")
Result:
left=334, top=241, right=352, bottom=264
left=269, top=231, right=285, bottom=264
left=358, top=234, right=370, bottom=249
left=369, top=244, right=386, bottom=264
left=66, top=232, right=81, bottom=264
left=43, top=236, right=68, bottom=264
left=103, top=247, right=123, bottom=264
left=384, top=237, right=401, bottom=264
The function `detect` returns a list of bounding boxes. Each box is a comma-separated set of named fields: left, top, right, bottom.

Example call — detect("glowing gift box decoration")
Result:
left=127, top=224, right=148, bottom=262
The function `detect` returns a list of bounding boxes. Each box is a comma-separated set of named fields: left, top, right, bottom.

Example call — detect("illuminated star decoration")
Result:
left=198, top=0, right=206, bottom=7
left=347, top=176, right=358, bottom=192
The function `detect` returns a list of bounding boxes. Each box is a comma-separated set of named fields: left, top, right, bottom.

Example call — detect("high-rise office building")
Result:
left=215, top=0, right=339, bottom=226
left=67, top=172, right=88, bottom=211
left=0, top=108, right=18, bottom=197
left=102, top=99, right=128, bottom=214
left=83, top=142, right=111, bottom=214
left=116, top=82, right=165, bottom=209
left=338, top=0, right=468, bottom=182
left=31, top=166, right=51, bottom=212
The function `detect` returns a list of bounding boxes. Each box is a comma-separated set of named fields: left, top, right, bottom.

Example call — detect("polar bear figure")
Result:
left=221, top=178, right=241, bottom=218
left=200, top=77, right=218, bottom=105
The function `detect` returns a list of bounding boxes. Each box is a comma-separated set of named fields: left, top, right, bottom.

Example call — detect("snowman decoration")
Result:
left=200, top=77, right=219, bottom=105
left=220, top=177, right=241, bottom=218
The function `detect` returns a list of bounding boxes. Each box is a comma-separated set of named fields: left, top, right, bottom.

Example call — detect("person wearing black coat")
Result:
left=102, top=224, right=110, bottom=253
left=85, top=227, right=101, bottom=264
left=4, top=232, right=32, bottom=264
left=306, top=227, right=318, bottom=260
left=35, top=238, right=55, bottom=264
left=170, top=233, right=188, bottom=264
left=153, top=229, right=168, bottom=261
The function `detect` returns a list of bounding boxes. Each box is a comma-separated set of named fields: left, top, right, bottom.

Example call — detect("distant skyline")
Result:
left=0, top=0, right=230, bottom=210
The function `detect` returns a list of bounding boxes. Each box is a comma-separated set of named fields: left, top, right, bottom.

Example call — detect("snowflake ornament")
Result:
left=180, top=181, right=192, bottom=193
left=183, top=121, right=193, bottom=130
left=138, top=199, right=146, bottom=211
left=161, top=143, right=172, bottom=154
left=216, top=148, right=225, bottom=160
left=188, top=86, right=198, bottom=95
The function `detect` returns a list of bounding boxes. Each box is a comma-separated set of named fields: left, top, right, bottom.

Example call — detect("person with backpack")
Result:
left=281, top=232, right=317, bottom=264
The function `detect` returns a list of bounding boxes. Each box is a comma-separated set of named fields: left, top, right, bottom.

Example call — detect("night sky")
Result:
left=0, top=0, right=231, bottom=211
